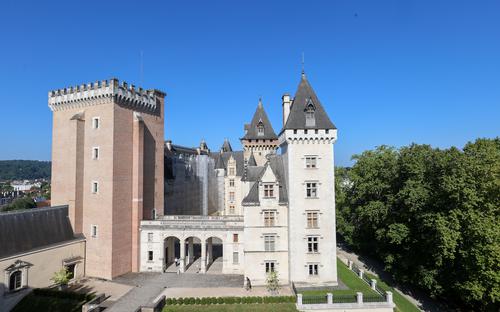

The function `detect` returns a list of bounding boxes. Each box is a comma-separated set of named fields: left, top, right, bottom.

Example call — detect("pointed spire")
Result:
left=247, top=152, right=257, bottom=166
left=241, top=98, right=278, bottom=140
left=281, top=74, right=336, bottom=132
left=221, top=138, right=233, bottom=152
left=215, top=152, right=225, bottom=169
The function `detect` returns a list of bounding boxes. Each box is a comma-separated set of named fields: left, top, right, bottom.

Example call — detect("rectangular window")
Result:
left=305, top=156, right=317, bottom=168
left=306, top=182, right=317, bottom=198
left=151, top=209, right=157, bottom=220
left=307, top=236, right=319, bottom=253
left=229, top=167, right=235, bottom=176
left=92, top=117, right=100, bottom=129
left=233, top=252, right=239, bottom=264
left=92, top=147, right=99, bottom=160
left=265, top=261, right=275, bottom=273
left=264, top=210, right=276, bottom=227
left=91, top=225, right=98, bottom=238
left=148, top=251, right=153, bottom=261
left=229, top=205, right=235, bottom=214
left=264, top=235, right=276, bottom=252
left=263, top=184, right=274, bottom=198
left=233, top=233, right=239, bottom=243
left=308, top=264, right=319, bottom=276
left=307, top=211, right=319, bottom=228
left=229, top=179, right=235, bottom=187
left=92, top=181, right=99, bottom=194
left=229, top=192, right=235, bottom=202
left=148, top=233, right=153, bottom=242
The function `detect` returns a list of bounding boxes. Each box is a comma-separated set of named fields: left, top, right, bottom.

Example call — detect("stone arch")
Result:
left=9, top=270, right=22, bottom=291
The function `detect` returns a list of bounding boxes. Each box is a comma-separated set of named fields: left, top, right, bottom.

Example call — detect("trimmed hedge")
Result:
left=32, top=288, right=94, bottom=302
left=165, top=296, right=295, bottom=305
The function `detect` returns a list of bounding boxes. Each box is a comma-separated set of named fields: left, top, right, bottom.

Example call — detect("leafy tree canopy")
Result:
left=336, top=138, right=500, bottom=311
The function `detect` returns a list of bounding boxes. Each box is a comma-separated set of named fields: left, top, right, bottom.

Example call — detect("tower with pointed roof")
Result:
left=279, top=72, right=338, bottom=287
left=240, top=99, right=279, bottom=166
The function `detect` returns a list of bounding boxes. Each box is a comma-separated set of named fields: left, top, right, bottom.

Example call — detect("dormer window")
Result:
left=305, top=98, right=316, bottom=127
left=257, top=121, right=264, bottom=136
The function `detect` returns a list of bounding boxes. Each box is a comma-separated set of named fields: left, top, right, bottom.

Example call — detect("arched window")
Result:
left=9, top=270, right=22, bottom=291
left=305, top=98, right=316, bottom=127
left=257, top=121, right=264, bottom=136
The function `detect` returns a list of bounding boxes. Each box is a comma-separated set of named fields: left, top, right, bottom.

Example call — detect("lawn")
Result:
left=299, top=258, right=380, bottom=297
left=364, top=271, right=421, bottom=312
left=12, top=293, right=87, bottom=312
left=163, top=303, right=298, bottom=312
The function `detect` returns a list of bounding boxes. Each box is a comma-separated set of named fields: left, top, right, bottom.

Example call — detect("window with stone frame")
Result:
left=233, top=233, right=239, bottom=243
left=148, top=251, right=153, bottom=261
left=308, top=264, right=319, bottom=276
left=264, top=235, right=276, bottom=251
left=265, top=261, right=275, bottom=273
left=229, top=205, right=235, bottom=214
left=92, top=117, right=100, bottom=129
left=229, top=179, right=235, bottom=187
left=229, top=192, right=235, bottom=202
left=306, top=182, right=318, bottom=198
left=257, top=121, right=264, bottom=136
left=148, top=232, right=153, bottom=242
left=263, top=183, right=274, bottom=198
left=307, top=211, right=319, bottom=228
left=305, top=156, right=317, bottom=168
left=305, top=99, right=316, bottom=127
left=9, top=270, right=22, bottom=291
left=307, top=236, right=319, bottom=253
left=233, top=252, right=239, bottom=264
left=91, top=224, right=98, bottom=238
left=264, top=210, right=276, bottom=227
left=92, top=147, right=100, bottom=160
left=229, top=167, right=235, bottom=176
left=92, top=181, right=99, bottom=194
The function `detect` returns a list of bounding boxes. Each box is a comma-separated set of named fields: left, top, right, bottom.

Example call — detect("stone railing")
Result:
left=141, top=215, right=244, bottom=230
left=296, top=292, right=394, bottom=311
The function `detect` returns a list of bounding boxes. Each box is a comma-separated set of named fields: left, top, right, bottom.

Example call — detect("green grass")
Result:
left=364, top=271, right=421, bottom=312
left=299, top=259, right=380, bottom=297
left=163, top=303, right=298, bottom=312
left=12, top=293, right=87, bottom=312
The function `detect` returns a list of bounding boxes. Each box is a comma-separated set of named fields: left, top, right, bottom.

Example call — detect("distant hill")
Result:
left=0, top=160, right=51, bottom=180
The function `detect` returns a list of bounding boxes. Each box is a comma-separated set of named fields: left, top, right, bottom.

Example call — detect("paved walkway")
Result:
left=106, top=272, right=244, bottom=312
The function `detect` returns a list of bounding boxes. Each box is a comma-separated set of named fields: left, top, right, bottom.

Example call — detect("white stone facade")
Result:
left=139, top=74, right=338, bottom=288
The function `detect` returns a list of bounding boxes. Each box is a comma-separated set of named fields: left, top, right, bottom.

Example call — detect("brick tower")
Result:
left=49, top=79, right=165, bottom=279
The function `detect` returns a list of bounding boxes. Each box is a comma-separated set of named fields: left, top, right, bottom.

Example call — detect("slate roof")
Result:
left=282, top=73, right=336, bottom=132
left=241, top=99, right=278, bottom=140
left=242, top=155, right=288, bottom=205
left=247, top=152, right=257, bottom=167
left=210, top=151, right=245, bottom=176
left=221, top=139, right=233, bottom=152
left=242, top=166, right=265, bottom=182
left=0, top=206, right=78, bottom=259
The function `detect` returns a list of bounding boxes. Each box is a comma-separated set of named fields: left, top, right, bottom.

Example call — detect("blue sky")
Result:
left=0, top=0, right=499, bottom=166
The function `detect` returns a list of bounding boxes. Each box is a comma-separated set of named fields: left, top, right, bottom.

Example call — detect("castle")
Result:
left=48, top=72, right=338, bottom=287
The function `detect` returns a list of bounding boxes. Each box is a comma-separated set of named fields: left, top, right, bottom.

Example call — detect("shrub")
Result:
left=177, top=297, right=184, bottom=305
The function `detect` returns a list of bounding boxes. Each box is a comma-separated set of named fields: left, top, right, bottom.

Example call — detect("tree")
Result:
left=336, top=138, right=500, bottom=311
left=266, top=271, right=280, bottom=294
left=51, top=268, right=72, bottom=289
left=1, top=197, right=36, bottom=212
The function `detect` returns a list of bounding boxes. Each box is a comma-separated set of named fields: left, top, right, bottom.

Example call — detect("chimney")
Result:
left=282, top=93, right=291, bottom=126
